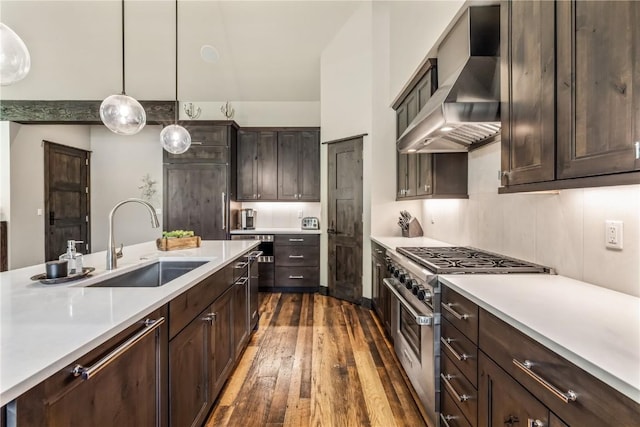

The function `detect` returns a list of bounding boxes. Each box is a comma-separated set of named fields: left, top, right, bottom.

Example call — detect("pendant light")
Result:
left=100, top=0, right=146, bottom=135
left=0, top=23, right=31, bottom=86
left=160, top=0, right=191, bottom=154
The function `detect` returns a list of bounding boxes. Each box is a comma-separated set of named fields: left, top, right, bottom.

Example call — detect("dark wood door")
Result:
left=210, top=288, right=234, bottom=397
left=170, top=314, right=210, bottom=427
left=232, top=279, right=249, bottom=359
left=501, top=0, right=555, bottom=186
left=478, top=351, right=549, bottom=427
left=327, top=137, right=363, bottom=304
left=256, top=131, right=278, bottom=200
left=44, top=142, right=90, bottom=261
left=557, top=0, right=640, bottom=178
left=237, top=130, right=258, bottom=200
left=416, top=153, right=433, bottom=196
left=277, top=131, right=299, bottom=200
left=298, top=131, right=320, bottom=201
left=18, top=312, right=166, bottom=427
left=164, top=163, right=228, bottom=239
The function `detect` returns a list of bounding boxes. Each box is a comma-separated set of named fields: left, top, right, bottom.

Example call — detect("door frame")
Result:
left=43, top=141, right=91, bottom=261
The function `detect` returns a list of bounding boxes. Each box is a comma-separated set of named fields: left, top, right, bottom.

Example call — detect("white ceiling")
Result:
left=0, top=0, right=360, bottom=102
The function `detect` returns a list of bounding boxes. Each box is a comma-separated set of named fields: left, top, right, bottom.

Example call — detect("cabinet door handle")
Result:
left=442, top=302, right=469, bottom=320
left=288, top=275, right=304, bottom=279
left=221, top=192, right=226, bottom=230
left=234, top=261, right=249, bottom=269
left=440, top=373, right=470, bottom=403
left=257, top=193, right=261, bottom=199
left=202, top=312, right=217, bottom=323
left=635, top=141, right=639, bottom=159
left=374, top=249, right=384, bottom=254
left=72, top=317, right=165, bottom=380
left=513, top=359, right=577, bottom=403
left=440, top=337, right=469, bottom=361
left=288, top=255, right=304, bottom=259
left=440, top=414, right=456, bottom=427
left=528, top=420, right=545, bottom=427
left=289, top=238, right=305, bottom=242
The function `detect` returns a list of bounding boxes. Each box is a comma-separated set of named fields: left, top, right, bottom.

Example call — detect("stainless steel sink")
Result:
left=89, top=260, right=208, bottom=288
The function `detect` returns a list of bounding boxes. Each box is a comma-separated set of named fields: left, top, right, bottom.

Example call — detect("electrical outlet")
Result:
left=298, top=210, right=303, bottom=219
left=605, top=220, right=623, bottom=250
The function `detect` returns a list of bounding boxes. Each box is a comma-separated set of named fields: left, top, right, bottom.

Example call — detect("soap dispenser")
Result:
left=59, top=240, right=84, bottom=275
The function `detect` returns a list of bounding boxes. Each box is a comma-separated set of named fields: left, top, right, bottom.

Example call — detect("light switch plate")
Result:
left=605, top=220, right=623, bottom=250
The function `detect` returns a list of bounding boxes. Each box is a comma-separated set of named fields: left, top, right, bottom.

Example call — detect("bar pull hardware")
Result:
left=440, top=373, right=470, bottom=403
left=513, top=359, right=577, bottom=403
left=289, top=238, right=304, bottom=242
left=288, top=255, right=304, bottom=259
left=635, top=141, right=640, bottom=159
left=234, top=261, right=249, bottom=269
left=288, top=275, right=304, bottom=279
left=440, top=337, right=469, bottom=361
left=383, top=279, right=432, bottom=326
left=442, top=302, right=469, bottom=320
left=528, top=419, right=545, bottom=427
left=202, top=312, right=217, bottom=323
left=374, top=249, right=384, bottom=254
left=236, top=277, right=249, bottom=285
left=221, top=192, right=226, bottom=230
left=72, top=317, right=165, bottom=380
left=440, top=414, right=455, bottom=427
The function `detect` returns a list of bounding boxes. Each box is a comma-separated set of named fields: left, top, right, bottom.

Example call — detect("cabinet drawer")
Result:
left=275, top=266, right=319, bottom=287
left=164, top=145, right=228, bottom=164
left=275, top=234, right=319, bottom=246
left=371, top=241, right=386, bottom=260
left=441, top=352, right=477, bottom=426
left=442, top=286, right=478, bottom=344
left=441, top=386, right=473, bottom=427
left=442, top=318, right=478, bottom=388
left=479, top=309, right=640, bottom=426
left=275, top=245, right=319, bottom=266
left=186, top=125, right=228, bottom=145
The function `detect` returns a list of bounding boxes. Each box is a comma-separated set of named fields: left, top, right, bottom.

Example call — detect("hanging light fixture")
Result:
left=0, top=23, right=31, bottom=86
left=160, top=0, right=191, bottom=154
left=100, top=0, right=146, bottom=135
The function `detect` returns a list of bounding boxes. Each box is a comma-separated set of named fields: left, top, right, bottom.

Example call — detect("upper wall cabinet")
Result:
left=277, top=130, right=320, bottom=201
left=236, top=130, right=278, bottom=201
left=501, top=0, right=640, bottom=191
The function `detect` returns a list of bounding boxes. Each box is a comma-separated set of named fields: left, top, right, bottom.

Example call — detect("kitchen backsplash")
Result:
left=238, top=202, right=321, bottom=229
left=422, top=142, right=640, bottom=298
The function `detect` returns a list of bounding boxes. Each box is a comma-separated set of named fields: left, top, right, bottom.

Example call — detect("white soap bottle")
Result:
left=59, top=240, right=84, bottom=274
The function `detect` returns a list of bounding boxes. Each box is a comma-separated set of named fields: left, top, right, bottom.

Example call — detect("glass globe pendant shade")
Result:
left=0, top=23, right=31, bottom=86
left=99, top=93, right=147, bottom=135
left=160, top=124, right=191, bottom=154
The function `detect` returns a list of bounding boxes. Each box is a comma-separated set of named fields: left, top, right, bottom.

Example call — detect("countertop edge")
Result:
left=0, top=240, right=259, bottom=407
left=438, top=275, right=640, bottom=404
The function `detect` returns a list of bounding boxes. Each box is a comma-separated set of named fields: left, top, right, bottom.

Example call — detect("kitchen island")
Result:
left=0, top=239, right=259, bottom=409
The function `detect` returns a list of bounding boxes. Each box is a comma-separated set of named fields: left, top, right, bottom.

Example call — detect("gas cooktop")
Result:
left=396, top=246, right=550, bottom=274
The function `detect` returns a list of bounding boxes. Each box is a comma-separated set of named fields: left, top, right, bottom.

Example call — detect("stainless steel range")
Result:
left=383, top=246, right=549, bottom=426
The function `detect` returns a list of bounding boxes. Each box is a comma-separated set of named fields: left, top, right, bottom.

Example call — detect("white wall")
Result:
left=7, top=124, right=91, bottom=268
left=237, top=202, right=321, bottom=229
left=90, top=126, right=164, bottom=253
left=178, top=101, right=320, bottom=127
left=422, top=142, right=640, bottom=297
left=320, top=2, right=373, bottom=295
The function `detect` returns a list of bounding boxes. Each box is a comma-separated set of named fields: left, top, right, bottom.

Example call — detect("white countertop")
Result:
left=0, top=239, right=259, bottom=407
left=440, top=274, right=640, bottom=403
left=371, top=235, right=453, bottom=252
left=230, top=227, right=321, bottom=235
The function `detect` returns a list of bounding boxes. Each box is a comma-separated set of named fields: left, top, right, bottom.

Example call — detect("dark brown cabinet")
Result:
left=394, top=62, right=468, bottom=200
left=500, top=0, right=555, bottom=186
left=274, top=234, right=319, bottom=290
left=371, top=240, right=392, bottom=337
left=501, top=0, right=640, bottom=191
left=236, top=130, right=278, bottom=201
left=278, top=130, right=320, bottom=201
left=16, top=308, right=168, bottom=427
left=210, top=287, right=234, bottom=398
left=163, top=124, right=229, bottom=164
left=232, top=273, right=250, bottom=359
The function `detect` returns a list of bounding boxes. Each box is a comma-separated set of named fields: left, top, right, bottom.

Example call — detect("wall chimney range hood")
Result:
left=397, top=5, right=501, bottom=154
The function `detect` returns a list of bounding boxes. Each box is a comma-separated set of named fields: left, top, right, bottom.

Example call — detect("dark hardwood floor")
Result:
left=206, top=293, right=427, bottom=427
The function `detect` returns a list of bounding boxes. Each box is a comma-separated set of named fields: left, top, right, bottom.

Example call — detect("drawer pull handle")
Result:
left=374, top=248, right=383, bottom=254
left=289, top=238, right=305, bottom=242
left=513, top=359, right=577, bottom=403
left=528, top=419, right=545, bottom=427
left=288, top=255, right=305, bottom=259
left=440, top=414, right=456, bottom=427
left=441, top=373, right=470, bottom=403
left=442, top=302, right=469, bottom=320
left=289, top=275, right=304, bottom=279
left=440, top=337, right=469, bottom=361
left=234, top=261, right=249, bottom=269
left=72, top=317, right=165, bottom=380
left=236, top=277, right=249, bottom=285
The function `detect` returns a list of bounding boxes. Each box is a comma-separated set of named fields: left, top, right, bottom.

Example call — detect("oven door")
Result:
left=383, top=278, right=437, bottom=427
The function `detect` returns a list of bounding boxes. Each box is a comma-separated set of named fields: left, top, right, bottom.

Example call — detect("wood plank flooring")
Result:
left=206, top=293, right=427, bottom=427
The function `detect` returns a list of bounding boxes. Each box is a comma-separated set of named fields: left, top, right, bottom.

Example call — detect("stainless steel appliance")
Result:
left=239, top=209, right=256, bottom=230
left=301, top=217, right=319, bottom=230
left=230, top=234, right=274, bottom=288
left=383, top=246, right=549, bottom=426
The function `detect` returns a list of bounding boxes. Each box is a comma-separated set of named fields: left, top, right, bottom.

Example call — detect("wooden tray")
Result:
left=156, top=236, right=201, bottom=251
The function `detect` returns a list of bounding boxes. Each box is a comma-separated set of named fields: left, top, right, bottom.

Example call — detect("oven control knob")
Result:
left=399, top=273, right=407, bottom=283
left=393, top=269, right=402, bottom=279
left=412, top=284, right=422, bottom=295
left=417, top=289, right=432, bottom=301
left=405, top=279, right=417, bottom=290
left=388, top=264, right=395, bottom=274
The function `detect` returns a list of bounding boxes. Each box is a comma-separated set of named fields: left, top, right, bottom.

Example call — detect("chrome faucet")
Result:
left=107, top=198, right=160, bottom=270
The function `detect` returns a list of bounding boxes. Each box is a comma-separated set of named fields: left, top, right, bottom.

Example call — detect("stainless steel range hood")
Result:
left=397, top=5, right=501, bottom=153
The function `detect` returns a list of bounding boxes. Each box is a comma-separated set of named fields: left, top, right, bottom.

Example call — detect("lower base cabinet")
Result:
left=13, top=307, right=168, bottom=427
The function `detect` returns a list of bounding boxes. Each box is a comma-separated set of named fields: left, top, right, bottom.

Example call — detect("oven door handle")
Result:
left=383, top=278, right=432, bottom=326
